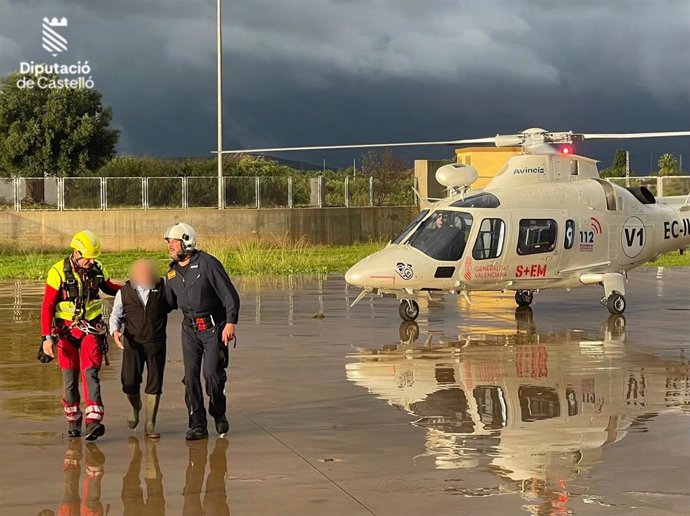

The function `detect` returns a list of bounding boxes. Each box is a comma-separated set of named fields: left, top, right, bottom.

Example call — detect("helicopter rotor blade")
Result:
left=218, top=136, right=497, bottom=154
left=217, top=130, right=690, bottom=155
left=579, top=131, right=690, bottom=140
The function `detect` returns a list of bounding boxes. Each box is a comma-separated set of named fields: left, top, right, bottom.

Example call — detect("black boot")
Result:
left=68, top=422, right=82, bottom=438
left=214, top=415, right=229, bottom=436
left=185, top=427, right=208, bottom=441
left=85, top=422, right=105, bottom=441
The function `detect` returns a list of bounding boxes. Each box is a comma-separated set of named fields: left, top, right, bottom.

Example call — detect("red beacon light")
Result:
left=559, top=144, right=574, bottom=155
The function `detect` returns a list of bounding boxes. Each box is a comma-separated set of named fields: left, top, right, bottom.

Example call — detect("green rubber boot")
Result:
left=127, top=394, right=142, bottom=429
left=145, top=394, right=161, bottom=439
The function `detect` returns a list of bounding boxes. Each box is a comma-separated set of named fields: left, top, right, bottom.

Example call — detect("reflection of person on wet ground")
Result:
left=122, top=437, right=165, bottom=516
left=37, top=440, right=105, bottom=516
left=183, top=439, right=230, bottom=516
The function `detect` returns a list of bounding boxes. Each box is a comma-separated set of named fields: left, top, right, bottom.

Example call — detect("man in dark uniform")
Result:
left=163, top=223, right=240, bottom=441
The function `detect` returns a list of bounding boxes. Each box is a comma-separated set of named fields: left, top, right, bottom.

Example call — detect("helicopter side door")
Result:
left=467, top=216, right=509, bottom=286
left=508, top=212, right=563, bottom=288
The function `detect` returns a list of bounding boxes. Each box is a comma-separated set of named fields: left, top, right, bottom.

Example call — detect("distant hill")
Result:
left=262, top=155, right=337, bottom=172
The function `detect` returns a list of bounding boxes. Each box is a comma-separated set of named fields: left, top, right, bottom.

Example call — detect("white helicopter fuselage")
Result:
left=346, top=153, right=690, bottom=308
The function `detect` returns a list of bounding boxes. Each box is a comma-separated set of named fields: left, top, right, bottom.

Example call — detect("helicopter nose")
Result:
left=345, top=259, right=367, bottom=287
left=345, top=246, right=419, bottom=288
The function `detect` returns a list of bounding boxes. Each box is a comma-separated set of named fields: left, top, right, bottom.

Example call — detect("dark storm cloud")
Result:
left=0, top=0, right=688, bottom=165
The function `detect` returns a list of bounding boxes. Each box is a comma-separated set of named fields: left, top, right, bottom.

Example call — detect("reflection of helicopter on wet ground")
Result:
left=225, top=128, right=690, bottom=320
left=345, top=312, right=690, bottom=509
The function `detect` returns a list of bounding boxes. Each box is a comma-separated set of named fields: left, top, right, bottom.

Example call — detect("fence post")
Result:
left=657, top=176, right=663, bottom=197
left=344, top=176, right=349, bottom=208
left=14, top=177, right=19, bottom=211
left=100, top=178, right=106, bottom=210
left=103, top=178, right=108, bottom=210
left=288, top=177, right=293, bottom=209
left=182, top=177, right=188, bottom=209
left=221, top=176, right=226, bottom=209
left=255, top=177, right=261, bottom=209
left=318, top=176, right=323, bottom=208
left=369, top=176, right=374, bottom=207
left=57, top=177, right=64, bottom=211
left=144, top=178, right=149, bottom=209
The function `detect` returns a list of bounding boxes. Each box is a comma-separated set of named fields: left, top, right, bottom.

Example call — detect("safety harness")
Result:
left=60, top=256, right=104, bottom=322
left=53, top=257, right=109, bottom=363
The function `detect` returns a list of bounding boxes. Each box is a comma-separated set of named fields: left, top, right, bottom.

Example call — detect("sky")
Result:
left=0, top=0, right=689, bottom=171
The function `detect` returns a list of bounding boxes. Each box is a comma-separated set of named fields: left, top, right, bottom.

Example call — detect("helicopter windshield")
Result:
left=392, top=209, right=429, bottom=244
left=408, top=210, right=474, bottom=261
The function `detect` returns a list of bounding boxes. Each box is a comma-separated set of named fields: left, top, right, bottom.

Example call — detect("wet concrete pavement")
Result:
left=0, top=269, right=688, bottom=515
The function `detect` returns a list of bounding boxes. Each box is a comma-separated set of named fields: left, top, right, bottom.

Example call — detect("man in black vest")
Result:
left=164, top=222, right=240, bottom=441
left=109, top=259, right=170, bottom=438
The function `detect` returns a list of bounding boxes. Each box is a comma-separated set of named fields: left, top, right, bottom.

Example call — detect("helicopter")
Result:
left=223, top=128, right=690, bottom=320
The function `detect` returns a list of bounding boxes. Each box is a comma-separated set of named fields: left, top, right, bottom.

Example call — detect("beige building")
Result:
left=414, top=147, right=522, bottom=203
left=454, top=146, right=522, bottom=189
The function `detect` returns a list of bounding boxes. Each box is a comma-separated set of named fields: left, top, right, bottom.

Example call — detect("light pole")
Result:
left=216, top=0, right=223, bottom=209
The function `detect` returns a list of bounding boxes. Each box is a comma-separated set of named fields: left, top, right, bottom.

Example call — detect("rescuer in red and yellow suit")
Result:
left=40, top=230, right=121, bottom=441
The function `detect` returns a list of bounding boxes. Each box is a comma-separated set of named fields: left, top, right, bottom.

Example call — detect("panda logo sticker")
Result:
left=396, top=262, right=414, bottom=280
left=622, top=217, right=645, bottom=258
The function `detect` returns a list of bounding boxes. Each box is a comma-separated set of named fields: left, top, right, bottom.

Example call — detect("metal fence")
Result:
left=0, top=176, right=416, bottom=211
left=5, top=174, right=684, bottom=212
left=608, top=176, right=690, bottom=197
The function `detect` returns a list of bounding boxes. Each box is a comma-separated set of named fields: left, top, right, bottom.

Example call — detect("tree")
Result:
left=599, top=148, right=627, bottom=178
left=361, top=148, right=412, bottom=206
left=0, top=70, right=120, bottom=201
left=658, top=153, right=679, bottom=176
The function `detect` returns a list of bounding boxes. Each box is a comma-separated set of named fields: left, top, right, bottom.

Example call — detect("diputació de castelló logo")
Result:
left=16, top=16, right=95, bottom=90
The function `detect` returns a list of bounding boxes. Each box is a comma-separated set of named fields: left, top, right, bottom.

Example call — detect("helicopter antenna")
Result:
left=411, top=186, right=430, bottom=209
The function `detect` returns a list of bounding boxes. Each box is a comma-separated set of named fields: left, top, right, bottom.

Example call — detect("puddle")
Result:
left=347, top=307, right=690, bottom=512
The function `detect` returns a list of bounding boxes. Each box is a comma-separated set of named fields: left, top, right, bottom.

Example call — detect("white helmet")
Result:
left=164, top=222, right=197, bottom=251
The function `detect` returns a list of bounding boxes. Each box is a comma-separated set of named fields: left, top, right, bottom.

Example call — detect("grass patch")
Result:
left=0, top=241, right=386, bottom=281
left=0, top=243, right=686, bottom=282
left=644, top=252, right=690, bottom=267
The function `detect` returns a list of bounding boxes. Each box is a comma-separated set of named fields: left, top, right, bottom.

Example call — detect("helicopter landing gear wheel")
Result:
left=515, top=290, right=534, bottom=307
left=399, top=299, right=420, bottom=321
left=606, top=293, right=626, bottom=315
left=399, top=321, right=420, bottom=342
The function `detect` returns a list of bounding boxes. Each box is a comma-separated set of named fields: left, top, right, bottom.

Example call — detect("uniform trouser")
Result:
left=181, top=321, right=228, bottom=429
left=57, top=334, right=104, bottom=426
left=121, top=338, right=166, bottom=396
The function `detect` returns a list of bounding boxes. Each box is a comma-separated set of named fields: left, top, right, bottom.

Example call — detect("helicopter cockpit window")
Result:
left=517, top=219, right=558, bottom=255
left=392, top=209, right=429, bottom=244
left=472, top=218, right=505, bottom=260
left=408, top=210, right=474, bottom=261
left=450, top=193, right=500, bottom=209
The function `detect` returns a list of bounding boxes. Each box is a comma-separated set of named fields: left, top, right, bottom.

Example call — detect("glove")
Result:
left=37, top=340, right=54, bottom=363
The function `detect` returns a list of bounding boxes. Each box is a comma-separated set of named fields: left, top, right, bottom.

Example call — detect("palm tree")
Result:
left=658, top=153, right=679, bottom=176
